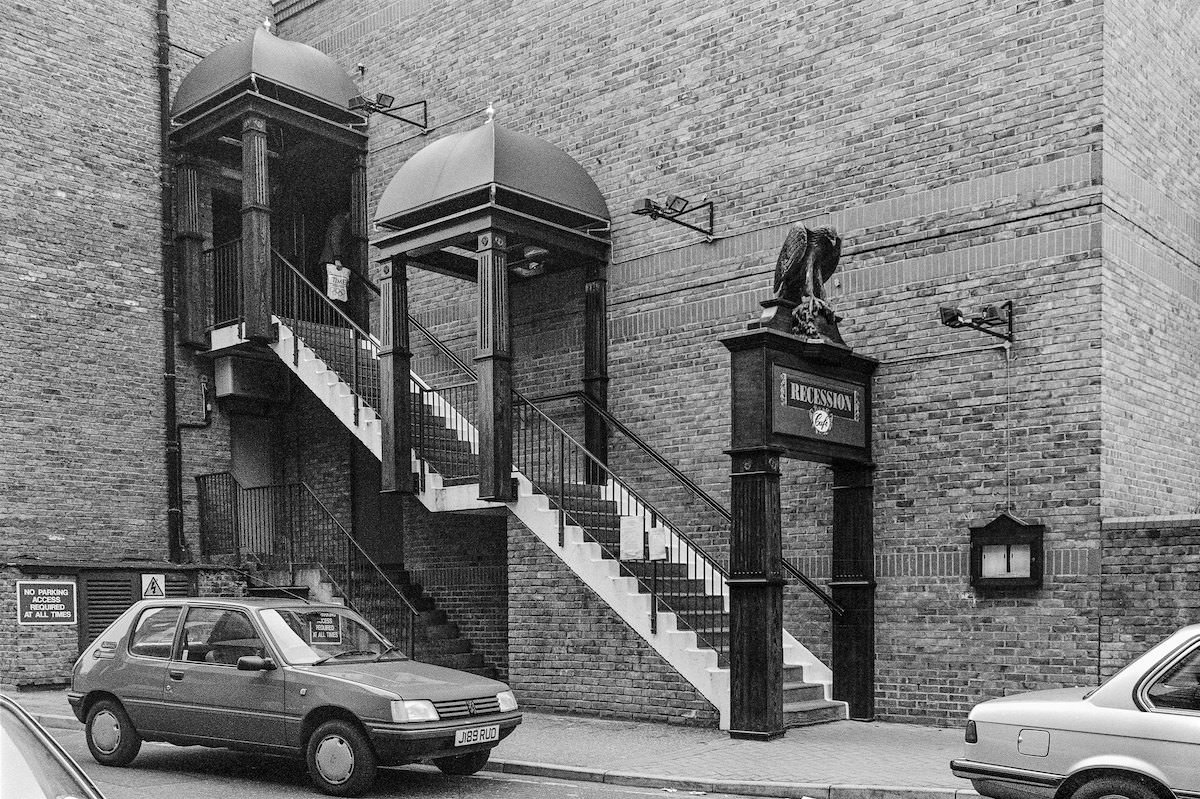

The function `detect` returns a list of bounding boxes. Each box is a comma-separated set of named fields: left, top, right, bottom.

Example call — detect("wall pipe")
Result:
left=157, top=0, right=191, bottom=563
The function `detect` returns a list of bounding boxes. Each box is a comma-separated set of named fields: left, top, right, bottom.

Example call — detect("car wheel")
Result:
left=85, top=698, right=142, bottom=766
left=306, top=719, right=378, bottom=797
left=434, top=749, right=490, bottom=776
left=1071, top=777, right=1160, bottom=799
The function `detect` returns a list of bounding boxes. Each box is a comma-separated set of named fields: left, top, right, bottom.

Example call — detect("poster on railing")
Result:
left=619, top=519, right=668, bottom=561
left=326, top=262, right=349, bottom=302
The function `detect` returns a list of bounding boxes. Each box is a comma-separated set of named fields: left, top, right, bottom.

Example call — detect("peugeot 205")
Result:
left=70, top=597, right=520, bottom=797
left=951, top=624, right=1200, bottom=799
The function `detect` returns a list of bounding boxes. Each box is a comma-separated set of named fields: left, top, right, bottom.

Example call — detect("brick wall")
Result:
left=403, top=500, right=509, bottom=678
left=268, top=0, right=1120, bottom=725
left=1100, top=516, right=1200, bottom=676
left=507, top=516, right=720, bottom=725
left=1100, top=0, right=1200, bottom=517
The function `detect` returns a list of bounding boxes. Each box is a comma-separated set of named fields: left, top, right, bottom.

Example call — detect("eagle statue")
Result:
left=772, top=223, right=845, bottom=343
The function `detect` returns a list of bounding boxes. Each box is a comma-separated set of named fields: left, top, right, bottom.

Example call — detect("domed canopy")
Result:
left=172, top=27, right=361, bottom=124
left=374, top=122, right=610, bottom=230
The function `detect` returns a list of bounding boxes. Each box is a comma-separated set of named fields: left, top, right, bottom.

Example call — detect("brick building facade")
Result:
left=2, top=0, right=1197, bottom=728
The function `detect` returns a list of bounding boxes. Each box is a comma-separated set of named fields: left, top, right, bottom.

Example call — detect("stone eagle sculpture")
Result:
left=772, top=223, right=845, bottom=343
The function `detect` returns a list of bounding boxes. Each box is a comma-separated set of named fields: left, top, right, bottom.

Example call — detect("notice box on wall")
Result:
left=17, top=581, right=78, bottom=625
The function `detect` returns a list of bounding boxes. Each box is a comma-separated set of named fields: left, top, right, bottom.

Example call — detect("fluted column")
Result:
left=727, top=446, right=786, bottom=739
left=475, top=230, right=514, bottom=501
left=240, top=115, right=272, bottom=342
left=583, top=260, right=609, bottom=480
left=175, top=156, right=207, bottom=347
left=379, top=257, right=413, bottom=494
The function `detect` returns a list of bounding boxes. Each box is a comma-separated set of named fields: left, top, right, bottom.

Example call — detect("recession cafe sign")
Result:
left=772, top=366, right=867, bottom=449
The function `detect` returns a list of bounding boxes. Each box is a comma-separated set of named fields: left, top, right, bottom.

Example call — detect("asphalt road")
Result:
left=48, top=726, right=736, bottom=799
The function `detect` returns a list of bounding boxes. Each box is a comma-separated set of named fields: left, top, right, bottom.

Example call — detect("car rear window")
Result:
left=1147, top=645, right=1200, bottom=712
left=128, top=606, right=181, bottom=659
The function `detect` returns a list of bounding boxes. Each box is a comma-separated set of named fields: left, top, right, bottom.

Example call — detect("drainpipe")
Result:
left=157, top=0, right=190, bottom=563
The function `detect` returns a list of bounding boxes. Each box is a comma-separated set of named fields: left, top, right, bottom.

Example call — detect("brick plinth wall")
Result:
left=507, top=517, right=720, bottom=726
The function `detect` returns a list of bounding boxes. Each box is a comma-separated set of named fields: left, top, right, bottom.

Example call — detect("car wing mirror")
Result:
left=237, top=655, right=277, bottom=671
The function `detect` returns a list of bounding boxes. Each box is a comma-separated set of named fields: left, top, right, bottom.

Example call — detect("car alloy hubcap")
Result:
left=92, top=710, right=121, bottom=754
left=314, top=735, right=354, bottom=784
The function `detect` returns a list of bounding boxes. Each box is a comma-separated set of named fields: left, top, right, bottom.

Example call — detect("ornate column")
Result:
left=174, top=156, right=207, bottom=348
left=727, top=446, right=786, bottom=739
left=379, top=257, right=413, bottom=494
left=583, top=260, right=609, bottom=479
left=240, top=114, right=272, bottom=342
left=475, top=230, right=514, bottom=501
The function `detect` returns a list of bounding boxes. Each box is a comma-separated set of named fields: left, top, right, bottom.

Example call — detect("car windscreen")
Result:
left=259, top=608, right=406, bottom=665
left=1, top=700, right=101, bottom=799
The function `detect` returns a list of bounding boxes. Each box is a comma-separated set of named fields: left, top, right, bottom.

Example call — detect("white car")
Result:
left=952, top=625, right=1200, bottom=799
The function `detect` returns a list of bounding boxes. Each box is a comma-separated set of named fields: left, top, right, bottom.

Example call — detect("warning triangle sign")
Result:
left=141, top=575, right=165, bottom=598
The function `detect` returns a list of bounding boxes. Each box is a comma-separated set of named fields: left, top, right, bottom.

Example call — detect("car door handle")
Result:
left=169, top=670, right=185, bottom=681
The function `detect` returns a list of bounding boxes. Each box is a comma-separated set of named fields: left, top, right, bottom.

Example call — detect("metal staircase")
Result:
left=199, top=249, right=846, bottom=729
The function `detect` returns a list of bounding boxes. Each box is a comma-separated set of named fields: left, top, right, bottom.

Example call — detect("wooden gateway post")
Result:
left=721, top=223, right=878, bottom=738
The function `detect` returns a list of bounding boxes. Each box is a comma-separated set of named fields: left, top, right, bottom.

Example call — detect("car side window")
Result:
left=128, top=606, right=181, bottom=659
left=1146, top=645, right=1200, bottom=712
left=179, top=607, right=265, bottom=667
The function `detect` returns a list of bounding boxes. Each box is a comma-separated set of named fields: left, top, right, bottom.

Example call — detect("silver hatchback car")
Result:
left=952, top=625, right=1200, bottom=799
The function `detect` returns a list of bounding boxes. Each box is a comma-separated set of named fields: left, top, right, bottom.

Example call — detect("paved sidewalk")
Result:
left=6, top=686, right=977, bottom=799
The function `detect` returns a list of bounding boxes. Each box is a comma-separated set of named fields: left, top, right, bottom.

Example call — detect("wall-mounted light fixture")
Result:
left=507, top=245, right=550, bottom=278
left=938, top=299, right=1014, bottom=342
left=631, top=194, right=715, bottom=242
left=348, top=94, right=429, bottom=134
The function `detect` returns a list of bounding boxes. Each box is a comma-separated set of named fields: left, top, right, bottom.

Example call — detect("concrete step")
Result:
left=783, top=698, right=845, bottom=727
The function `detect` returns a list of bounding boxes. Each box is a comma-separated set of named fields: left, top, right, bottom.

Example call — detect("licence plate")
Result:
left=454, top=725, right=499, bottom=747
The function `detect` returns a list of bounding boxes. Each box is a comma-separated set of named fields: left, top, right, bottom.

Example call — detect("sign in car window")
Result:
left=309, top=613, right=343, bottom=645
left=17, top=581, right=77, bottom=625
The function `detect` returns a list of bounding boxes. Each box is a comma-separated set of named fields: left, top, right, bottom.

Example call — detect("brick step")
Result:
left=651, top=593, right=726, bottom=615
left=419, top=609, right=447, bottom=625
left=683, top=626, right=731, bottom=651
left=414, top=636, right=471, bottom=655
left=555, top=496, right=622, bottom=513
left=620, top=561, right=692, bottom=580
left=419, top=622, right=461, bottom=640
left=782, top=681, right=826, bottom=704
left=783, top=699, right=846, bottom=727
left=413, top=650, right=492, bottom=675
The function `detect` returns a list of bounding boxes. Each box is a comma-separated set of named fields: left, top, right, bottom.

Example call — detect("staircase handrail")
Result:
left=780, top=557, right=845, bottom=618
left=530, top=390, right=733, bottom=524
left=299, top=481, right=423, bottom=619
left=272, top=250, right=378, bottom=345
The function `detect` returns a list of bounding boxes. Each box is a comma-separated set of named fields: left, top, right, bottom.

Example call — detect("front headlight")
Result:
left=496, top=690, right=518, bottom=713
left=390, top=699, right=439, bottom=723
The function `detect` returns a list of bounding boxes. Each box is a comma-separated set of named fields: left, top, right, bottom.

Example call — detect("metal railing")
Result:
left=511, top=392, right=731, bottom=657
left=272, top=251, right=382, bottom=415
left=195, top=472, right=417, bottom=655
left=208, top=239, right=242, bottom=327
left=781, top=558, right=844, bottom=618
left=530, top=391, right=732, bottom=566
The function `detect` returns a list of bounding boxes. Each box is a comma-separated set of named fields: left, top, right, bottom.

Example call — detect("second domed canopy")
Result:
left=374, top=122, right=610, bottom=232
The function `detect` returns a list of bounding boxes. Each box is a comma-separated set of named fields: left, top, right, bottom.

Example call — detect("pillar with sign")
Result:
left=722, top=296, right=878, bottom=737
